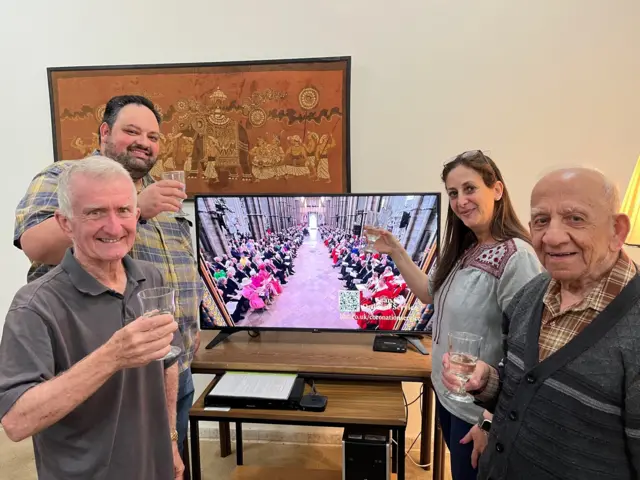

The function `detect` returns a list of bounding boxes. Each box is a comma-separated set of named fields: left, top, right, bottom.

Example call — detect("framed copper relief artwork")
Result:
left=47, top=56, right=351, bottom=197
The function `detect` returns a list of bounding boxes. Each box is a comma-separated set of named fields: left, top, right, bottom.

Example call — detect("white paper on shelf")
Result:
left=209, top=372, right=297, bottom=400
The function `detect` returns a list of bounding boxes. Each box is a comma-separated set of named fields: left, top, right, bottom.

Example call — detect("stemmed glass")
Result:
left=444, top=331, right=483, bottom=403
left=162, top=170, right=189, bottom=217
left=138, top=286, right=182, bottom=362
left=364, top=210, right=391, bottom=253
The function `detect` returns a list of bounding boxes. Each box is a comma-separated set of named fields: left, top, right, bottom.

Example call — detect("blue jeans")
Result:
left=177, top=368, right=195, bottom=458
left=435, top=396, right=478, bottom=480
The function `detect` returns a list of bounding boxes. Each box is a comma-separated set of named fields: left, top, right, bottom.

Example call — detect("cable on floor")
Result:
left=398, top=385, right=430, bottom=468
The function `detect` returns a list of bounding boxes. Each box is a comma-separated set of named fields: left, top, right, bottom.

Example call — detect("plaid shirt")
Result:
left=477, top=250, right=636, bottom=402
left=13, top=160, right=202, bottom=373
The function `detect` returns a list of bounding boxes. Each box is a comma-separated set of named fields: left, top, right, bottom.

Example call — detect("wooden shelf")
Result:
left=191, top=379, right=406, bottom=427
left=193, top=330, right=432, bottom=379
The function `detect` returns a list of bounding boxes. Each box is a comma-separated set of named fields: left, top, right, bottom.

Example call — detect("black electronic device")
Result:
left=299, top=394, right=328, bottom=412
left=299, top=379, right=328, bottom=412
left=373, top=334, right=407, bottom=353
left=204, top=375, right=305, bottom=410
left=343, top=426, right=390, bottom=480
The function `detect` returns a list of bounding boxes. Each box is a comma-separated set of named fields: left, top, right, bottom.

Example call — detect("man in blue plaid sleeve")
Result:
left=14, top=95, right=201, bottom=471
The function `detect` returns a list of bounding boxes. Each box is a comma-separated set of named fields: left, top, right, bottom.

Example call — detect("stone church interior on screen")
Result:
left=196, top=194, right=439, bottom=332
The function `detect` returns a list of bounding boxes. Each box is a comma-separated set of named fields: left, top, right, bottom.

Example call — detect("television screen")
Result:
left=195, top=193, right=439, bottom=333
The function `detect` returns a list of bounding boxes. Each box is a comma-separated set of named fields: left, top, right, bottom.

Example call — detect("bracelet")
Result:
left=170, top=429, right=179, bottom=442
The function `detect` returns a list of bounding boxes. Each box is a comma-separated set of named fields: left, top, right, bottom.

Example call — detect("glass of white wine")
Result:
left=364, top=210, right=391, bottom=253
left=444, top=331, right=483, bottom=403
left=137, top=286, right=181, bottom=362
left=161, top=170, right=189, bottom=217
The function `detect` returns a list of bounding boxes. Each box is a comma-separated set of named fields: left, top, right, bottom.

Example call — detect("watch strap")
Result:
left=479, top=419, right=491, bottom=432
left=477, top=412, right=491, bottom=432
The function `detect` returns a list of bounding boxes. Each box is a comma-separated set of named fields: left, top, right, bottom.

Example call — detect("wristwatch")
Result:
left=170, top=429, right=179, bottom=442
left=477, top=413, right=491, bottom=433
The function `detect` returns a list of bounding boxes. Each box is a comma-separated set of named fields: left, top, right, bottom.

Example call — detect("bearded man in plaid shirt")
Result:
left=13, top=95, right=202, bottom=475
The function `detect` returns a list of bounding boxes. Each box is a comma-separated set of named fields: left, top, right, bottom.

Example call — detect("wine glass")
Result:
left=444, top=331, right=483, bottom=403
left=138, top=286, right=182, bottom=362
left=161, top=170, right=189, bottom=217
left=363, top=210, right=391, bottom=253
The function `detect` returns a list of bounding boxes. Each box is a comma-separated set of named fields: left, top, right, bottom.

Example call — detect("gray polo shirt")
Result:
left=0, top=249, right=181, bottom=480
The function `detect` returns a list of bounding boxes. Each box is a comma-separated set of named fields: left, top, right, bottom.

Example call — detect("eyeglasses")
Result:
left=444, top=149, right=492, bottom=167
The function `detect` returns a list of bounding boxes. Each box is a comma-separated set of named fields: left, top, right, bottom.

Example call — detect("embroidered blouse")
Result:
left=429, top=238, right=542, bottom=425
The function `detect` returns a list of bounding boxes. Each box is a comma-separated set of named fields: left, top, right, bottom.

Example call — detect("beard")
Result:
left=102, top=139, right=158, bottom=180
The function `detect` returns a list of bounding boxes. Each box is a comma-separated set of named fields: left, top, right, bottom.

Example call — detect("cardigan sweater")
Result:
left=477, top=272, right=640, bottom=480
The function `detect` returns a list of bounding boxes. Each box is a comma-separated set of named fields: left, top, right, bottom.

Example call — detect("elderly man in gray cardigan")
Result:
left=442, top=167, right=640, bottom=480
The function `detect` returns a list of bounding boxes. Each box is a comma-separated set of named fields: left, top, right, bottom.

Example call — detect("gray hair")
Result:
left=58, top=156, right=136, bottom=217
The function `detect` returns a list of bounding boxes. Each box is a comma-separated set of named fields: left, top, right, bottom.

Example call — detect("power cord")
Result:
left=309, top=379, right=319, bottom=396
left=394, top=385, right=430, bottom=468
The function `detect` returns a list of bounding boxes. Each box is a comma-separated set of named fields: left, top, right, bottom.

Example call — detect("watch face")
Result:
left=480, top=419, right=492, bottom=432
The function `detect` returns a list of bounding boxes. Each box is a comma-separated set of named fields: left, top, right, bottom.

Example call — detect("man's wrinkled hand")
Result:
left=108, top=314, right=177, bottom=370
left=441, top=352, right=491, bottom=394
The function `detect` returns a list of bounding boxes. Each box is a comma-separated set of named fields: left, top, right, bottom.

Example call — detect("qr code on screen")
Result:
left=339, top=290, right=360, bottom=313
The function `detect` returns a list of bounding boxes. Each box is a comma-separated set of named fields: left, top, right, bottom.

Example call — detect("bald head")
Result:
left=532, top=167, right=620, bottom=215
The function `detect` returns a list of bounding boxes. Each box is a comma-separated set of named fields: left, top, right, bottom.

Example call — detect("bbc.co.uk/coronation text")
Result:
left=339, top=314, right=398, bottom=321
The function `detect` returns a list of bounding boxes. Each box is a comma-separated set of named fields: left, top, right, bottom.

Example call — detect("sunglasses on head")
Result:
left=445, top=149, right=492, bottom=167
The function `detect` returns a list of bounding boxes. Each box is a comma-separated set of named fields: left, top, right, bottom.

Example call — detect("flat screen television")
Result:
left=195, top=193, right=440, bottom=349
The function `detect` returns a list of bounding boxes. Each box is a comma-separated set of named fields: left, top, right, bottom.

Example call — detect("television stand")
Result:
left=205, top=329, right=237, bottom=349
left=205, top=329, right=261, bottom=349
left=404, top=336, right=429, bottom=356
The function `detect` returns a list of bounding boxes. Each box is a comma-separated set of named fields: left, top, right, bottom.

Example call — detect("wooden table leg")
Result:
left=432, top=413, right=446, bottom=480
left=236, top=422, right=244, bottom=465
left=219, top=421, right=231, bottom=457
left=397, top=426, right=406, bottom=480
left=391, top=429, right=397, bottom=474
left=420, top=380, right=433, bottom=470
left=190, top=418, right=201, bottom=480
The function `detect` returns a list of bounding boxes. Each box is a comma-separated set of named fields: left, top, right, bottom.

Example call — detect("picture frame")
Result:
left=47, top=56, right=351, bottom=198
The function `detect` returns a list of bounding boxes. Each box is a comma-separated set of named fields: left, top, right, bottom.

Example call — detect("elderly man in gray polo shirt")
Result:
left=0, top=157, right=184, bottom=480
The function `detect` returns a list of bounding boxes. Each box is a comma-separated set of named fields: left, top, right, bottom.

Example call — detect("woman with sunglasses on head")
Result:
left=365, top=151, right=542, bottom=480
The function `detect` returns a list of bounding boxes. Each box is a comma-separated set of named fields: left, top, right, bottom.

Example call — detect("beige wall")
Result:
left=1, top=0, right=639, bottom=445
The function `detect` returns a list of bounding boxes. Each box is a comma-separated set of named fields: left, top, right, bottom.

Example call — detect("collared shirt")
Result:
left=13, top=159, right=202, bottom=373
left=539, top=250, right=636, bottom=360
left=477, top=250, right=637, bottom=401
left=0, top=250, right=177, bottom=480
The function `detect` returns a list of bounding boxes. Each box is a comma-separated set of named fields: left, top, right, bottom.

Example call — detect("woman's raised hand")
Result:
left=363, top=226, right=403, bottom=256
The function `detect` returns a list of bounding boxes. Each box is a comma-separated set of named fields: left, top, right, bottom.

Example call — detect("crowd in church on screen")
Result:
left=320, top=226, right=415, bottom=330
left=203, top=226, right=304, bottom=323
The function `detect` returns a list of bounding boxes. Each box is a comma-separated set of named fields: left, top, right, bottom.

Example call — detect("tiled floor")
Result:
left=0, top=431, right=451, bottom=479
left=241, top=228, right=360, bottom=329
